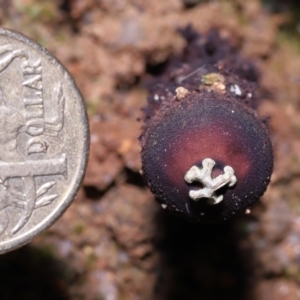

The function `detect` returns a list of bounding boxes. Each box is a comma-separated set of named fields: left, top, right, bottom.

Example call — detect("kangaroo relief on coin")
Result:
left=0, top=29, right=89, bottom=254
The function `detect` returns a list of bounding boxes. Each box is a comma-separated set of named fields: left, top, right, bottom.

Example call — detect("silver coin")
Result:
left=0, top=28, right=89, bottom=254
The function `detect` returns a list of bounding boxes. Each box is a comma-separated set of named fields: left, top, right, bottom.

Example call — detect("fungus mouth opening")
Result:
left=184, top=165, right=231, bottom=187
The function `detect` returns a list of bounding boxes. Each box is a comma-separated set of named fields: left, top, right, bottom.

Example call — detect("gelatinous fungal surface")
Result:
left=140, top=29, right=273, bottom=223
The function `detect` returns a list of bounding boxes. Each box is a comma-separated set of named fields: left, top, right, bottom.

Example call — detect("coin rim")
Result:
left=0, top=27, right=90, bottom=254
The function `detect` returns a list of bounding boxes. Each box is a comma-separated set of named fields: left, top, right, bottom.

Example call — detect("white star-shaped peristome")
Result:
left=184, top=158, right=237, bottom=205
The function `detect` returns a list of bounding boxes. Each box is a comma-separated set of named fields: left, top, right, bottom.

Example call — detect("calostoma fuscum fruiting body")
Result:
left=140, top=28, right=273, bottom=223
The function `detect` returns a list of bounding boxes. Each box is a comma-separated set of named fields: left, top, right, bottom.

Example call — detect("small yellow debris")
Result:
left=175, top=87, right=190, bottom=100
left=201, top=73, right=225, bottom=85
left=213, top=83, right=226, bottom=93
left=201, top=72, right=226, bottom=94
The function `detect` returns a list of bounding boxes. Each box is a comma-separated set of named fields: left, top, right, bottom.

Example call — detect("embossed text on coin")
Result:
left=0, top=28, right=89, bottom=254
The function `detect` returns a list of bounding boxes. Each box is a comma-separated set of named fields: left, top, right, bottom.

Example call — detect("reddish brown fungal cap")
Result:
left=141, top=91, right=273, bottom=223
left=140, top=28, right=273, bottom=222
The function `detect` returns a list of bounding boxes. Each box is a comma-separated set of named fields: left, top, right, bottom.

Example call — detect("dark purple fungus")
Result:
left=140, top=28, right=273, bottom=223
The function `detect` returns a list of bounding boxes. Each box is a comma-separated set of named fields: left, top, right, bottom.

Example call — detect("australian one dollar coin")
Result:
left=0, top=28, right=89, bottom=253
